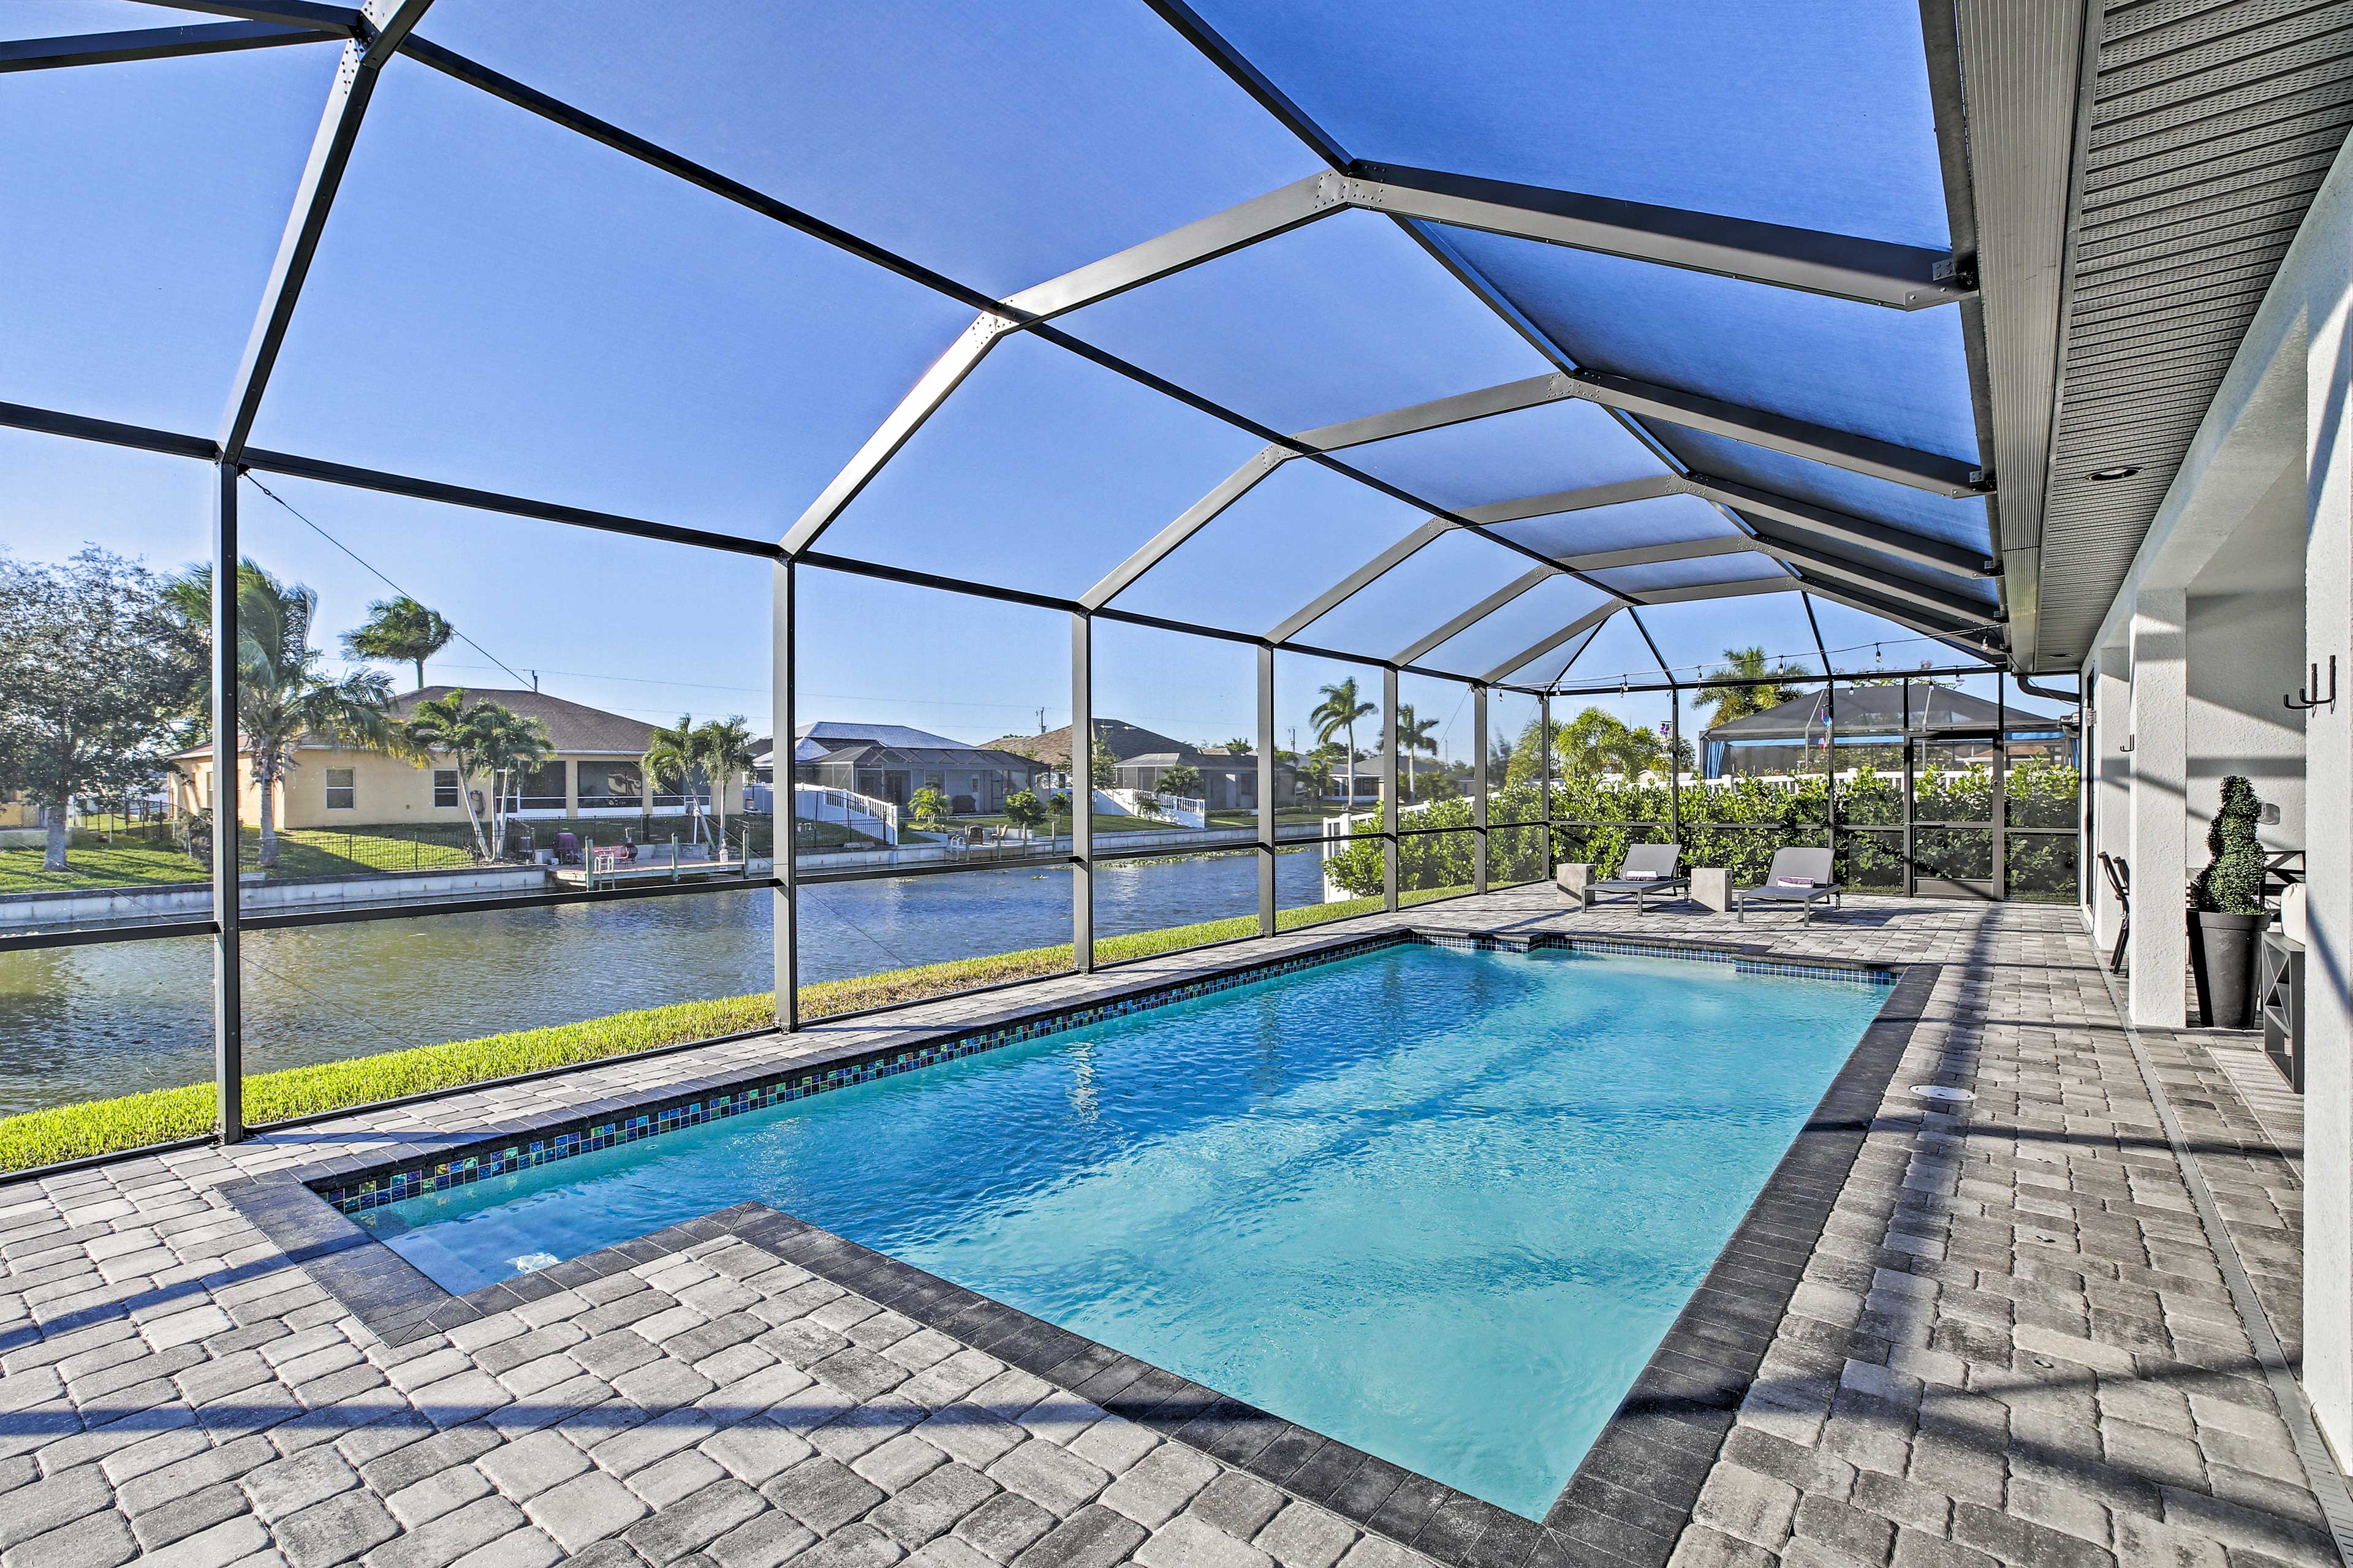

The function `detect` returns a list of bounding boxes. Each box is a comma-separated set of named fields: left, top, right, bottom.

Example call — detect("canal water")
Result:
left=0, top=847, right=1347, bottom=1116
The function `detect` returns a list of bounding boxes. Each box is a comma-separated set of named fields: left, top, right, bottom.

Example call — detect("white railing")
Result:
left=792, top=784, right=899, bottom=845
left=1095, top=787, right=1206, bottom=829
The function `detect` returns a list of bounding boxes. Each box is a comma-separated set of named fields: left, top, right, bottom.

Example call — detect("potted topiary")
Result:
left=2192, top=776, right=2270, bottom=1029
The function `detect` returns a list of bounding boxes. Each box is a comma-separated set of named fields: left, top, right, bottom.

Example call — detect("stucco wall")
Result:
left=2184, top=588, right=2308, bottom=858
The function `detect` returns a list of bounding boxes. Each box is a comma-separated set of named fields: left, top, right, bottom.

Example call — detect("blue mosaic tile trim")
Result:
left=316, top=931, right=1407, bottom=1216
left=315, top=927, right=1895, bottom=1217
left=1531, top=934, right=1897, bottom=987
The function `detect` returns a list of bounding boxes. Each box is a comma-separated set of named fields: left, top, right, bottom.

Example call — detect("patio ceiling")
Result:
left=4, top=2, right=2324, bottom=680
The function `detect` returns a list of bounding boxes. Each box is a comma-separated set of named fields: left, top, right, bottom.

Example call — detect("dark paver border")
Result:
left=224, top=938, right=1938, bottom=1568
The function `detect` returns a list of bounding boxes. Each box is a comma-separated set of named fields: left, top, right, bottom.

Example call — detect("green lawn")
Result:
left=0, top=825, right=479, bottom=893
left=0, top=891, right=1411, bottom=1170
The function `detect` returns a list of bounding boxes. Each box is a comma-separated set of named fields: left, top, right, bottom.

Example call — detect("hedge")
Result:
left=1323, top=764, right=2080, bottom=902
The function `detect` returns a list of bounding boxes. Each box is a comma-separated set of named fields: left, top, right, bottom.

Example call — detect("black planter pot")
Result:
left=2196, top=911, right=2268, bottom=1030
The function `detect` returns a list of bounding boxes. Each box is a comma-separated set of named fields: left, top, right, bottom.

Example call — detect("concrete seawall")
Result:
left=0, top=865, right=556, bottom=927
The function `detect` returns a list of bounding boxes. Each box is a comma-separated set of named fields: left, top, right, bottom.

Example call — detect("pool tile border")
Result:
left=307, top=928, right=1898, bottom=1222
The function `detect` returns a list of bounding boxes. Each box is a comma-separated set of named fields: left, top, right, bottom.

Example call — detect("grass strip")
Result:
left=0, top=895, right=1395, bottom=1173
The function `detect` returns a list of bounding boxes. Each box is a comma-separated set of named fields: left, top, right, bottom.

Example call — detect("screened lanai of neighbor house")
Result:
left=5, top=5, right=2353, bottom=1568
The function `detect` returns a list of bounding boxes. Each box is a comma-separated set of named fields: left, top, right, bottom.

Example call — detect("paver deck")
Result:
left=0, top=891, right=2341, bottom=1568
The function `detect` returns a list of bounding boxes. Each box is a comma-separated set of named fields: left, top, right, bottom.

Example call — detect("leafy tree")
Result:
left=1395, top=703, right=1439, bottom=798
left=341, top=594, right=453, bottom=689
left=640, top=713, right=702, bottom=820
left=0, top=550, right=198, bottom=872
left=909, top=786, right=952, bottom=830
left=1002, top=789, right=1048, bottom=843
left=1156, top=762, right=1205, bottom=801
left=1221, top=737, right=1253, bottom=754
left=1694, top=646, right=1806, bottom=729
left=1089, top=737, right=1118, bottom=791
left=694, top=716, right=758, bottom=855
left=1312, top=677, right=1375, bottom=809
left=1298, top=753, right=1333, bottom=802
left=169, top=560, right=407, bottom=870
left=1047, top=791, right=1074, bottom=831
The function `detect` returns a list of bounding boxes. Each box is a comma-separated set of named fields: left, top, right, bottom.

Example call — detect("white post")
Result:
left=2093, top=652, right=2131, bottom=956
left=2128, top=586, right=2188, bottom=1027
left=2305, top=197, right=2353, bottom=1455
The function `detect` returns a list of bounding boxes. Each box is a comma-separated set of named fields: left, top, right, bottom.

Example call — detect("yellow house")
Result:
left=169, top=687, right=738, bottom=833
left=0, top=790, right=36, bottom=830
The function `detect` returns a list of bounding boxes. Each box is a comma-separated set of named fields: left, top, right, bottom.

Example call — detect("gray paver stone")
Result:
left=793, top=1523, right=908, bottom=1568
left=522, top=1470, right=647, bottom=1553
left=243, top=1447, right=360, bottom=1523
left=763, top=1455, right=885, bottom=1534
left=987, top=1438, right=1109, bottom=1517
left=1, top=1506, right=140, bottom=1568
left=627, top=1448, right=728, bottom=1509
left=622, top=1477, right=766, bottom=1566
left=1186, top=1474, right=1285, bottom=1543
left=873, top=1461, right=1000, bottom=1547
left=275, top=1490, right=402, bottom=1568
left=955, top=1493, right=1059, bottom=1564
left=1137, top=1513, right=1276, bottom=1568
left=707, top=1509, right=819, bottom=1568
left=476, top=1431, right=589, bottom=1501
left=136, top=1515, right=273, bottom=1568
left=362, top=1496, right=527, bottom=1568
left=1254, top=1503, right=1358, bottom=1568
left=1101, top=1442, right=1221, bottom=1529
left=855, top=1434, right=950, bottom=1494
left=705, top=1420, right=816, bottom=1486
left=1012, top=1506, right=1149, bottom=1568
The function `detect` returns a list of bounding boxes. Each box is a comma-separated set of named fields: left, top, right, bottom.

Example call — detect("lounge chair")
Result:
left=1567, top=843, right=1691, bottom=911
left=1737, top=847, right=1843, bottom=922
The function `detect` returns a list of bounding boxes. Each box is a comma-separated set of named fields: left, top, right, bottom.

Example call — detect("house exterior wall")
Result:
left=169, top=750, right=710, bottom=829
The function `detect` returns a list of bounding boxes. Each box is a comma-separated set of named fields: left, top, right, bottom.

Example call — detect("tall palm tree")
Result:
left=694, top=716, right=757, bottom=857
left=473, top=704, right=552, bottom=859
left=1395, top=703, right=1440, bottom=799
left=403, top=689, right=497, bottom=860
left=167, top=561, right=408, bottom=869
left=1695, top=646, right=1805, bottom=729
left=641, top=714, right=703, bottom=837
left=1311, top=678, right=1375, bottom=809
left=341, top=595, right=454, bottom=689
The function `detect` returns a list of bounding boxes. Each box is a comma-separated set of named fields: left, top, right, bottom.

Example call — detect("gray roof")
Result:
left=385, top=688, right=655, bottom=754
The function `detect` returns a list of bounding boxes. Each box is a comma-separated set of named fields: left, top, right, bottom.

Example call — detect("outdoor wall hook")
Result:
left=2285, top=654, right=2337, bottom=712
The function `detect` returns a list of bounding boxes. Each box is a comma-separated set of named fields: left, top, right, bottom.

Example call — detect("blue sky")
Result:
left=1, top=1, right=2003, bottom=756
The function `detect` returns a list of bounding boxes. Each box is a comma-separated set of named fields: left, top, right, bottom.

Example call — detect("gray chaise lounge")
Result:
left=1737, top=847, right=1843, bottom=922
left=1564, top=843, right=1691, bottom=911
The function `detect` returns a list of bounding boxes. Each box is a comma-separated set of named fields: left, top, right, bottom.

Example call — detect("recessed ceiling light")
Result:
left=2086, top=464, right=2140, bottom=482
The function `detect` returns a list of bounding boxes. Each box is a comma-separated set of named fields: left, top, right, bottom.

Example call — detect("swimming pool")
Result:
left=352, top=939, right=1890, bottom=1519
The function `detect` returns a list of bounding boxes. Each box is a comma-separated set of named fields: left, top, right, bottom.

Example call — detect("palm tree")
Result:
left=1395, top=703, right=1440, bottom=799
left=1695, top=646, right=1806, bottom=729
left=1556, top=708, right=1661, bottom=781
left=694, top=716, right=757, bottom=857
left=473, top=704, right=552, bottom=858
left=1311, top=677, right=1376, bottom=810
left=166, top=561, right=408, bottom=869
left=403, top=689, right=496, bottom=860
left=341, top=595, right=454, bottom=689
left=641, top=714, right=703, bottom=838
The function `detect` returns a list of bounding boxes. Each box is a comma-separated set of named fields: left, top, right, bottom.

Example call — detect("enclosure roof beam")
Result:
left=1794, top=578, right=2004, bottom=662
left=136, top=1, right=361, bottom=31
left=1392, top=567, right=1554, bottom=668
left=217, top=0, right=435, bottom=458
left=1267, top=519, right=1453, bottom=643
left=1694, top=475, right=1995, bottom=576
left=0, top=20, right=327, bottom=70
left=1264, top=474, right=1689, bottom=643
left=1002, top=173, right=1347, bottom=319
left=1483, top=603, right=1620, bottom=684
left=1344, top=163, right=1973, bottom=311
left=1739, top=528, right=1996, bottom=624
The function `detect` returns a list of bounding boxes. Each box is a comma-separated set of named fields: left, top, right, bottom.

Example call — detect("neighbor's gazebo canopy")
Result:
left=6, top=0, right=2037, bottom=689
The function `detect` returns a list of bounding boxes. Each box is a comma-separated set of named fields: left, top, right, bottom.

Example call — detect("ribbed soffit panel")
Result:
left=2032, top=0, right=2353, bottom=667
left=1957, top=0, right=2090, bottom=675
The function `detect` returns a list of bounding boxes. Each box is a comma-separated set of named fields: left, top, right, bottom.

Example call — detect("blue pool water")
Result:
left=356, top=944, right=1887, bottom=1518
